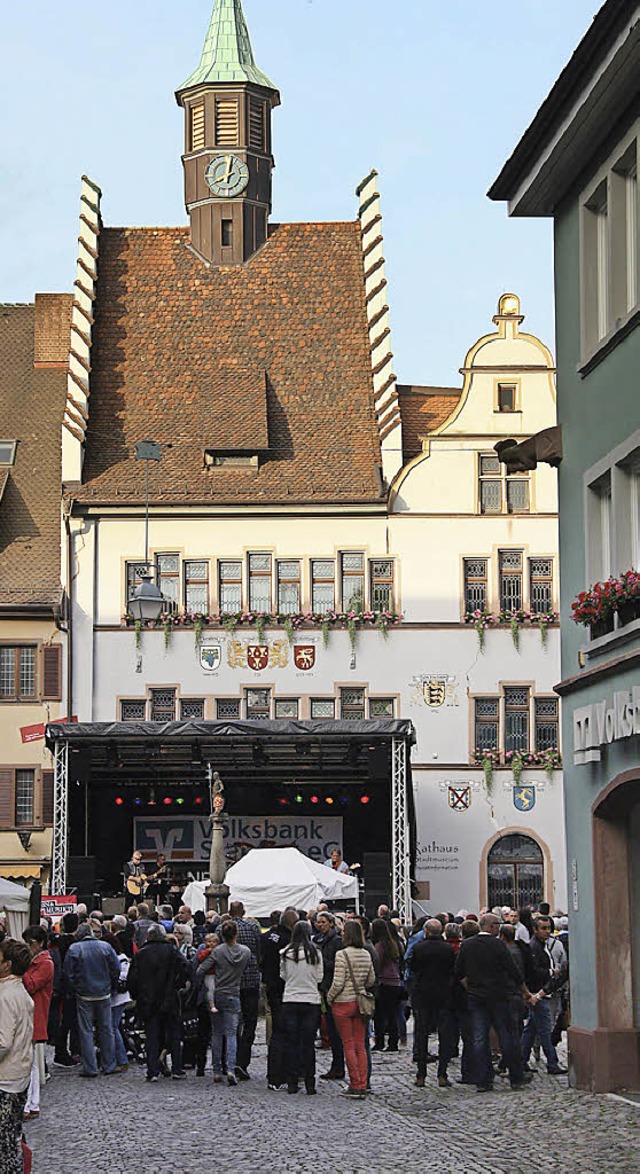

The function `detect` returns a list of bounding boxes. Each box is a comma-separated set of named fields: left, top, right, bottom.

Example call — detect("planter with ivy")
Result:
left=472, top=747, right=501, bottom=793
left=123, top=608, right=403, bottom=643
left=464, top=608, right=496, bottom=652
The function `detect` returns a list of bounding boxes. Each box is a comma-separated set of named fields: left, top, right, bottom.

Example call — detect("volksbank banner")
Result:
left=573, top=685, right=640, bottom=764
left=134, top=815, right=343, bottom=865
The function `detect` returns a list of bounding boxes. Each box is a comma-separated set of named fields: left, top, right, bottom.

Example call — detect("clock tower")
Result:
left=176, top=0, right=280, bottom=267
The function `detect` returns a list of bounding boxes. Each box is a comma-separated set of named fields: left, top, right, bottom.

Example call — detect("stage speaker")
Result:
left=68, top=855, right=96, bottom=893
left=102, top=897, right=126, bottom=917
left=68, top=749, right=92, bottom=784
left=363, top=852, right=391, bottom=915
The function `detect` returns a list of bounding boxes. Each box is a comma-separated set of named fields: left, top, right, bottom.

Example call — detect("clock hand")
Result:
left=222, top=155, right=233, bottom=184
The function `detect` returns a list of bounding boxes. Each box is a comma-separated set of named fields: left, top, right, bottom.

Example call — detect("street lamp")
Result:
left=128, top=440, right=164, bottom=624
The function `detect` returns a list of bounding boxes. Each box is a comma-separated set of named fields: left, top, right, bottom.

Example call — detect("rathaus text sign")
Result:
left=573, top=686, right=640, bottom=764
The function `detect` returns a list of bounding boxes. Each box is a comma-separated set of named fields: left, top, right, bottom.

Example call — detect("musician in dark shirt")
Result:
left=124, top=850, right=146, bottom=909
left=147, top=853, right=170, bottom=903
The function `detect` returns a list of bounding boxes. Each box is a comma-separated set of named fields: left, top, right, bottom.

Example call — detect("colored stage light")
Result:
left=360, top=794, right=371, bottom=805
left=310, top=795, right=319, bottom=804
left=163, top=797, right=173, bottom=806
left=115, top=796, right=124, bottom=807
left=278, top=797, right=289, bottom=807
left=325, top=796, right=334, bottom=805
left=339, top=794, right=349, bottom=806
left=176, top=797, right=185, bottom=806
left=295, top=794, right=303, bottom=804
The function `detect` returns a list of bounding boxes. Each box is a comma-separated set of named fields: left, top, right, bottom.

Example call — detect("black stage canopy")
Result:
left=46, top=719, right=416, bottom=786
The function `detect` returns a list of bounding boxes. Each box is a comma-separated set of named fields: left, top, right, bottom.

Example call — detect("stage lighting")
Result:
left=278, top=796, right=289, bottom=807
left=176, top=797, right=185, bottom=806
left=163, top=797, right=173, bottom=806
left=134, top=797, right=142, bottom=807
left=360, top=794, right=371, bottom=805
left=294, top=794, right=303, bottom=804
left=310, top=794, right=319, bottom=805
left=148, top=788, right=156, bottom=807
left=115, top=796, right=124, bottom=807
left=194, top=796, right=203, bottom=805
left=339, top=793, right=349, bottom=806
left=325, top=796, right=334, bottom=805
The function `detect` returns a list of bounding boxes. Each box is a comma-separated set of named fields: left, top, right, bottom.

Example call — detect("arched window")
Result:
left=487, top=833, right=543, bottom=909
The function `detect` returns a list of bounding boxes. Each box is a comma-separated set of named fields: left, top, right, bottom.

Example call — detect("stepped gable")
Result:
left=76, top=220, right=384, bottom=505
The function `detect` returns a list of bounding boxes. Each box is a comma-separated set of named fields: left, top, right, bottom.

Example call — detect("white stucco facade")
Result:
left=69, top=295, right=566, bottom=914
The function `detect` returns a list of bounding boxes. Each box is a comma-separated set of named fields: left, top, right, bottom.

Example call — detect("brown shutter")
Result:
left=0, top=769, right=13, bottom=828
left=249, top=99, right=264, bottom=150
left=190, top=104, right=205, bottom=151
left=41, top=644, right=62, bottom=701
left=42, top=770, right=54, bottom=826
left=215, top=99, right=239, bottom=146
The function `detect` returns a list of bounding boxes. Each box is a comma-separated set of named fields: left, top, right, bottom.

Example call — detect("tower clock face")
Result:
left=205, top=154, right=249, bottom=198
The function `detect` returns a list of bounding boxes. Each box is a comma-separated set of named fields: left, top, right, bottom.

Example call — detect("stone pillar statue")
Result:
left=205, top=769, right=229, bottom=914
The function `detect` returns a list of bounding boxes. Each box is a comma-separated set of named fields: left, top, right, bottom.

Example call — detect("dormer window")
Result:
left=0, top=441, right=16, bottom=465
left=204, top=450, right=259, bottom=469
left=496, top=383, right=518, bottom=412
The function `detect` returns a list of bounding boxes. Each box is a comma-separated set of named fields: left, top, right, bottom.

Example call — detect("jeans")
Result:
left=468, top=995, right=524, bottom=1088
left=236, top=987, right=259, bottom=1071
left=266, top=987, right=286, bottom=1087
left=213, top=994, right=241, bottom=1076
left=111, top=1003, right=128, bottom=1067
left=282, top=1002, right=321, bottom=1089
left=76, top=996, right=117, bottom=1075
left=332, top=1000, right=368, bottom=1091
left=414, top=1002, right=457, bottom=1079
left=374, top=984, right=401, bottom=1049
left=0, top=1089, right=28, bottom=1174
left=521, top=999, right=562, bottom=1072
left=196, top=1004, right=212, bottom=1074
left=145, top=1010, right=182, bottom=1078
left=458, top=1007, right=474, bottom=1082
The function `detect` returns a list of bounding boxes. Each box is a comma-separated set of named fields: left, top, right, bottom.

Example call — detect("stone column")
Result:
left=205, top=772, right=229, bottom=914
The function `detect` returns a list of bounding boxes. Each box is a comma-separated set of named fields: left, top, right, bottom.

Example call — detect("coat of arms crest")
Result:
left=447, top=785, right=471, bottom=812
left=423, top=677, right=447, bottom=707
left=247, top=645, right=269, bottom=671
left=293, top=645, right=316, bottom=671
left=199, top=643, right=221, bottom=672
left=513, top=785, right=536, bottom=812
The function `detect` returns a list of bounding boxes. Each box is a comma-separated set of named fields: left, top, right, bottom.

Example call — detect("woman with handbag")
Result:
left=327, top=921, right=375, bottom=1098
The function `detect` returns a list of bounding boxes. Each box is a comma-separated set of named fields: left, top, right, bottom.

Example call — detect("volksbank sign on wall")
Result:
left=573, top=686, right=640, bottom=765
left=134, top=815, right=343, bottom=864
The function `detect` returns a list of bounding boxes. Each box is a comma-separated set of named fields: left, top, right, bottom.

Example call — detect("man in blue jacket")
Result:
left=63, top=924, right=120, bottom=1077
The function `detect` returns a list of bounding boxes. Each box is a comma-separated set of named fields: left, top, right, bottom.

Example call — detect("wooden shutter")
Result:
left=42, top=770, right=54, bottom=826
left=249, top=99, right=264, bottom=149
left=215, top=99, right=239, bottom=146
left=41, top=644, right=62, bottom=701
left=190, top=104, right=205, bottom=151
left=0, top=769, right=12, bottom=828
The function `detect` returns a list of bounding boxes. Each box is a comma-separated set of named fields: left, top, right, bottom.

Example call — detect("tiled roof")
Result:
left=177, top=0, right=277, bottom=95
left=0, top=303, right=68, bottom=609
left=75, top=222, right=383, bottom=506
left=397, top=385, right=461, bottom=463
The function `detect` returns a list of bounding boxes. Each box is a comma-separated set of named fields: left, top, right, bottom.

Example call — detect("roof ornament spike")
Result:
left=176, top=0, right=279, bottom=98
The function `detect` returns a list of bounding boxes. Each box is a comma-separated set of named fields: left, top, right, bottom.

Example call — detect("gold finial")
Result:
left=498, top=293, right=521, bottom=317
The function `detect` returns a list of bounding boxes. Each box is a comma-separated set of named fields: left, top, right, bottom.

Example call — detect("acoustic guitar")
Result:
left=125, top=863, right=166, bottom=897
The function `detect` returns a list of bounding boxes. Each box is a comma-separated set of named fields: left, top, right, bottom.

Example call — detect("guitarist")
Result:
left=147, top=853, right=170, bottom=903
left=124, top=849, right=147, bottom=909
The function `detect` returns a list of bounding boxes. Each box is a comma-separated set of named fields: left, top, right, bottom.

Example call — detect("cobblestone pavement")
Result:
left=27, top=1028, right=640, bottom=1174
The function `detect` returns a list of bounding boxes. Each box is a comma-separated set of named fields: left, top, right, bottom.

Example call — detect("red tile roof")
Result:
left=0, top=302, right=68, bottom=609
left=75, top=222, right=383, bottom=505
left=397, top=385, right=461, bottom=463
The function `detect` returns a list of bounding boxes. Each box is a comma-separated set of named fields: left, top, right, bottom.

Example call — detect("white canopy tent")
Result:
left=182, top=848, right=359, bottom=918
left=0, top=878, right=30, bottom=938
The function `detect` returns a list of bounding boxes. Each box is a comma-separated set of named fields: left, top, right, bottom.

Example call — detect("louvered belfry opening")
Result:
left=190, top=103, right=205, bottom=151
left=215, top=98, right=239, bottom=146
left=249, top=97, right=265, bottom=150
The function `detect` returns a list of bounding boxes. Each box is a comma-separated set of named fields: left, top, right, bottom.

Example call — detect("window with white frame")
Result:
left=121, top=699, right=146, bottom=722
left=0, top=646, right=36, bottom=699
left=534, top=698, right=559, bottom=751
left=529, top=558, right=553, bottom=614
left=464, top=558, right=488, bottom=612
left=475, top=698, right=499, bottom=752
left=587, top=473, right=612, bottom=583
left=219, top=561, right=242, bottom=614
left=370, top=560, right=394, bottom=610
left=479, top=454, right=529, bottom=514
left=0, top=441, right=17, bottom=465
left=184, top=561, right=209, bottom=613
left=15, top=769, right=35, bottom=826
left=248, top=554, right=272, bottom=611
left=340, top=687, right=365, bottom=720
left=311, top=698, right=335, bottom=720
left=217, top=698, right=241, bottom=720
left=497, top=383, right=517, bottom=413
left=341, top=553, right=365, bottom=610
left=369, top=697, right=394, bottom=718
left=150, top=689, right=176, bottom=721
left=156, top=554, right=180, bottom=613
left=277, top=561, right=300, bottom=614
left=275, top=699, right=299, bottom=719
left=180, top=698, right=205, bottom=720
left=504, top=686, right=530, bottom=753
left=311, top=560, right=335, bottom=614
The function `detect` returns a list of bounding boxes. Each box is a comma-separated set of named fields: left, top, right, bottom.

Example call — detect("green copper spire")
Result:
left=177, top=0, right=278, bottom=96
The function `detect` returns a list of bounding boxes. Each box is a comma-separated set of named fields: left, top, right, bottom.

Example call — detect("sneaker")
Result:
left=172, top=1072, right=187, bottom=1080
left=79, top=1071, right=98, bottom=1078
left=511, top=1073, right=535, bottom=1089
left=213, top=1074, right=224, bottom=1084
left=339, top=1087, right=364, bottom=1098
left=53, top=1057, right=78, bottom=1068
left=146, top=1075, right=159, bottom=1083
left=227, top=1073, right=238, bottom=1086
left=115, top=1064, right=128, bottom=1073
left=547, top=1066, right=568, bottom=1075
left=234, top=1066, right=250, bottom=1081
left=438, top=1075, right=452, bottom=1088
left=267, top=1083, right=283, bottom=1091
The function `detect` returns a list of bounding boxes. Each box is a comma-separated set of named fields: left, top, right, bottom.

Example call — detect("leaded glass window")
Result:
left=311, top=699, right=335, bottom=719
left=529, top=558, right=553, bottom=614
left=219, top=561, right=242, bottom=614
left=475, top=697, right=499, bottom=751
left=464, top=558, right=488, bottom=612
left=277, top=561, right=300, bottom=614
left=311, top=560, right=335, bottom=614
left=505, top=686, right=530, bottom=752
left=275, top=699, right=299, bottom=719
left=216, top=698, right=241, bottom=720
left=499, top=551, right=523, bottom=612
left=121, top=700, right=146, bottom=722
left=370, top=560, right=394, bottom=610
left=341, top=553, right=364, bottom=611
left=185, top=561, right=209, bottom=612
left=340, top=687, right=365, bottom=720
left=150, top=689, right=176, bottom=722
left=249, top=554, right=272, bottom=612
left=15, top=770, right=34, bottom=826
left=180, top=698, right=205, bottom=720
left=535, top=697, right=559, bottom=750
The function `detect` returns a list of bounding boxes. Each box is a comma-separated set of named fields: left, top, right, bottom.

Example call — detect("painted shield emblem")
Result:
left=293, top=645, right=316, bottom=671
left=447, top=785, right=471, bottom=812
left=199, top=643, right=221, bottom=672
left=513, top=785, right=536, bottom=812
left=423, top=677, right=446, bottom=707
left=247, top=645, right=269, bottom=671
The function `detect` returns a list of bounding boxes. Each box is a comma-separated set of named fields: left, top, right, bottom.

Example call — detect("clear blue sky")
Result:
left=0, top=1, right=596, bottom=385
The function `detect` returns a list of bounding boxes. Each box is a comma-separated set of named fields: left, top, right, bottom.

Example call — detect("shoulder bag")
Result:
left=343, top=949, right=376, bottom=1020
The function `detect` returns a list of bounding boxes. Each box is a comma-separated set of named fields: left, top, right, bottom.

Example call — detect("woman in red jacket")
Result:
left=21, top=926, right=54, bottom=1120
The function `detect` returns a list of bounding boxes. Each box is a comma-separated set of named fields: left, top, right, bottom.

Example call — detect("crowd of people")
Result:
left=0, top=896, right=569, bottom=1171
